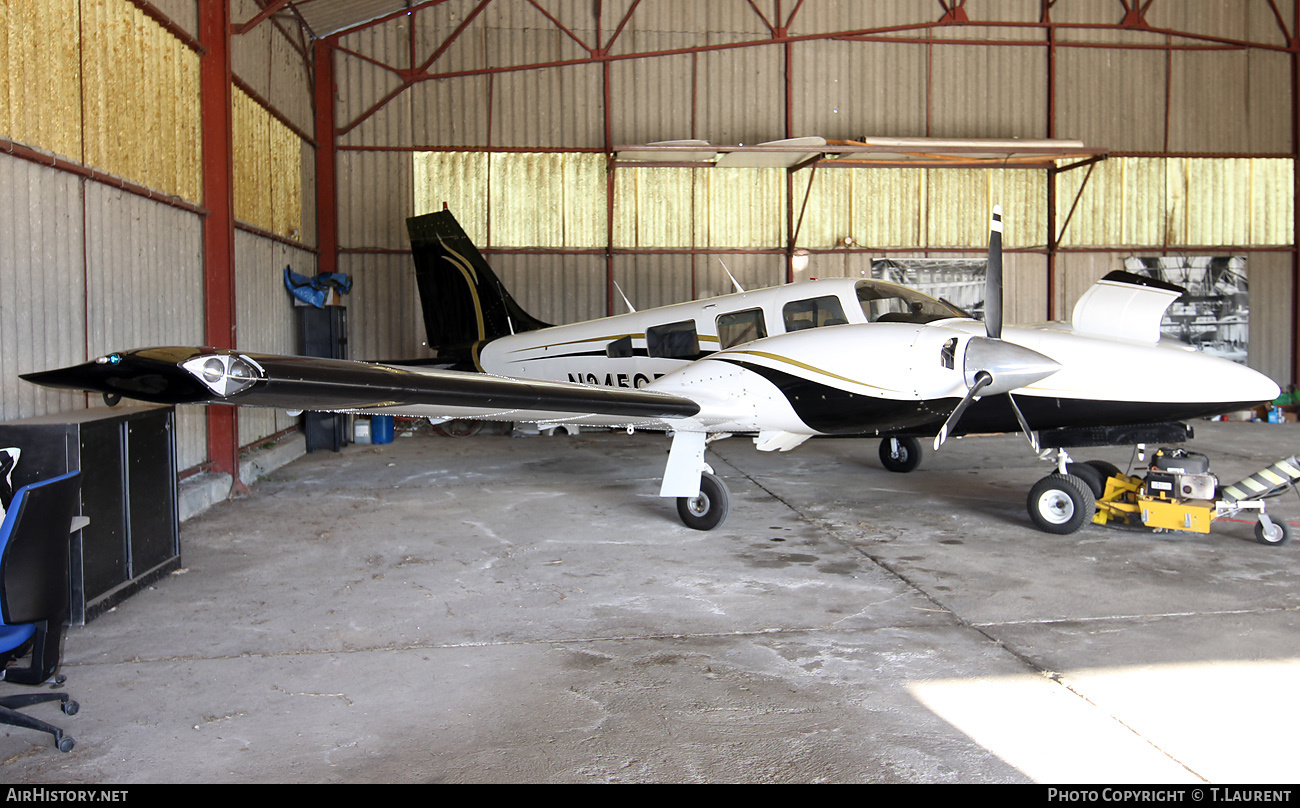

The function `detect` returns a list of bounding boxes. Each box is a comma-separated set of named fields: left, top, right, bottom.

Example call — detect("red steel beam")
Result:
left=337, top=8, right=1294, bottom=137
left=1293, top=0, right=1300, bottom=389
left=0, top=137, right=205, bottom=214
left=233, top=0, right=293, bottom=36
left=199, top=0, right=239, bottom=480
left=1045, top=0, right=1057, bottom=319
left=315, top=37, right=339, bottom=276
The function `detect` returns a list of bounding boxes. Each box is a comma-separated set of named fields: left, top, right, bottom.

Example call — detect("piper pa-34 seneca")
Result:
left=24, top=207, right=1280, bottom=532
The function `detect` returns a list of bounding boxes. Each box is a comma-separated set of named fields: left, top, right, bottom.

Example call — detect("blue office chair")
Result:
left=0, top=471, right=81, bottom=752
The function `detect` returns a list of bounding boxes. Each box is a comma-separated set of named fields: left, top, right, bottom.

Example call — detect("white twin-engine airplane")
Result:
left=24, top=207, right=1279, bottom=531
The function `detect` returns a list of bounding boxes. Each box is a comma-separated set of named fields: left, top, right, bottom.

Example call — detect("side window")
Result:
left=716, top=308, right=767, bottom=349
left=782, top=296, right=847, bottom=332
left=606, top=336, right=634, bottom=358
left=646, top=320, right=700, bottom=358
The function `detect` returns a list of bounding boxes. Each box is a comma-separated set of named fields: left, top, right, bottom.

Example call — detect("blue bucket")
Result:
left=371, top=415, right=395, bottom=444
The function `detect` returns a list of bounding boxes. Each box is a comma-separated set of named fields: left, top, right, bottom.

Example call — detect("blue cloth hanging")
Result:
left=284, top=267, right=352, bottom=308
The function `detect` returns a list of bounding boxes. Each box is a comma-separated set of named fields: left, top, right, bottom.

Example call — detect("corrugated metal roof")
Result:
left=284, top=0, right=409, bottom=38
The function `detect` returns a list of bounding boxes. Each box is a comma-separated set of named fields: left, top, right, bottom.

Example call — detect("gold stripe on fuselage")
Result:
left=726, top=349, right=898, bottom=394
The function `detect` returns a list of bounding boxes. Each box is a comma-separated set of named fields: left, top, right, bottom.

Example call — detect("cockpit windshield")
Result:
left=855, top=280, right=968, bottom=325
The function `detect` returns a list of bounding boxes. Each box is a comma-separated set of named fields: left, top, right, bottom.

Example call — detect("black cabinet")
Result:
left=0, top=405, right=181, bottom=623
left=296, top=304, right=350, bottom=452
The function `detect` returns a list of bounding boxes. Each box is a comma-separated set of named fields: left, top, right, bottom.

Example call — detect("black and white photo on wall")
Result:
left=1123, top=256, right=1249, bottom=365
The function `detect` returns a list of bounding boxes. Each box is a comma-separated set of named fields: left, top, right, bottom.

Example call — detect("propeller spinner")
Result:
left=933, top=206, right=1060, bottom=450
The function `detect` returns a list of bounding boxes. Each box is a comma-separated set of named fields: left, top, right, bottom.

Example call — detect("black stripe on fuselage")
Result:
left=719, top=358, right=1264, bottom=436
left=508, top=349, right=715, bottom=363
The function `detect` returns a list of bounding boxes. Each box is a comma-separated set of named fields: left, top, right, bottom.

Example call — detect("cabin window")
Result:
left=606, top=336, right=634, bottom=358
left=716, top=308, right=767, bottom=349
left=782, top=296, right=847, bottom=332
left=856, top=281, right=966, bottom=324
left=646, top=320, right=700, bottom=358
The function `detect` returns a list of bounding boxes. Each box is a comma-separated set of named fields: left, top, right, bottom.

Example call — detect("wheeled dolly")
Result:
left=1027, top=448, right=1299, bottom=546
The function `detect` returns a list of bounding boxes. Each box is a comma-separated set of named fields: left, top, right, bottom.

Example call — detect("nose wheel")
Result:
left=1027, top=473, right=1096, bottom=535
left=879, top=437, right=922, bottom=473
left=676, top=472, right=730, bottom=531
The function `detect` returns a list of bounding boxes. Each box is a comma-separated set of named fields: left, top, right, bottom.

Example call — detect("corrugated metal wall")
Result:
left=0, top=153, right=88, bottom=420
left=0, top=0, right=316, bottom=470
left=0, top=0, right=207, bottom=470
left=83, top=183, right=207, bottom=469
left=230, top=0, right=317, bottom=448
left=1056, top=158, right=1294, bottom=248
left=337, top=0, right=1296, bottom=386
left=235, top=231, right=311, bottom=447
left=233, top=85, right=305, bottom=240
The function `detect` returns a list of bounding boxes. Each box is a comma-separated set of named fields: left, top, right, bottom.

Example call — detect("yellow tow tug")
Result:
left=1027, top=448, right=1299, bottom=545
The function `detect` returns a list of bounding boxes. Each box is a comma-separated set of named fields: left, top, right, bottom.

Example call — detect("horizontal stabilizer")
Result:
left=1071, top=270, right=1184, bottom=344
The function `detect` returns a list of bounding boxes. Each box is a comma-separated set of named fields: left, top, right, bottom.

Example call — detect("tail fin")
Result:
left=406, top=210, right=550, bottom=361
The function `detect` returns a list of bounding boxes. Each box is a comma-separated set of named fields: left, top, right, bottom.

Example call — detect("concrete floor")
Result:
left=3, top=420, right=1299, bottom=783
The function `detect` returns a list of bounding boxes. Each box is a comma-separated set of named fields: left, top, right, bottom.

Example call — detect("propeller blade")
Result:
left=933, top=370, right=992, bottom=450
left=933, top=206, right=1058, bottom=453
left=985, top=205, right=1003, bottom=340
left=1006, top=392, right=1040, bottom=452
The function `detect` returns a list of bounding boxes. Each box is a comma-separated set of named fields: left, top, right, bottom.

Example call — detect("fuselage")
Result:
left=477, top=277, right=1279, bottom=437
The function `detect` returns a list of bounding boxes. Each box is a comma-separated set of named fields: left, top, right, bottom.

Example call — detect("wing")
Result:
left=21, top=347, right=701, bottom=425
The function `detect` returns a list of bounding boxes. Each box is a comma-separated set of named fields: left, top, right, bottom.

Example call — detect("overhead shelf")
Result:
left=615, top=136, right=1106, bottom=170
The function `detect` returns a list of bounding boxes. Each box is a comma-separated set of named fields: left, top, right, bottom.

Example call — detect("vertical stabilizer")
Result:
left=406, top=211, right=550, bottom=362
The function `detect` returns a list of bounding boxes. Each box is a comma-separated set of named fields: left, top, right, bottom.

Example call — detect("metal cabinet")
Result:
left=297, top=304, right=350, bottom=452
left=0, top=405, right=181, bottom=623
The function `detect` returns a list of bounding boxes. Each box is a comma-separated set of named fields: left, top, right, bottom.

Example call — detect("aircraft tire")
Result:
left=1082, top=459, right=1122, bottom=480
left=434, top=419, right=482, bottom=438
left=879, top=437, right=922, bottom=473
left=1066, top=462, right=1107, bottom=498
left=677, top=472, right=730, bottom=531
left=1255, top=519, right=1292, bottom=546
left=1027, top=473, right=1096, bottom=535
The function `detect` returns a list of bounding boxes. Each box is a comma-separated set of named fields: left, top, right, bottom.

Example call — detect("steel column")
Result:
left=1293, top=0, right=1300, bottom=389
left=199, top=0, right=238, bottom=479
left=1046, top=4, right=1057, bottom=320
left=314, top=38, right=338, bottom=275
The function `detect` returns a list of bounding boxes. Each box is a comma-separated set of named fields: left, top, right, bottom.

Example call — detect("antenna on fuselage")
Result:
left=717, top=258, right=746, bottom=293
left=613, top=280, right=637, bottom=313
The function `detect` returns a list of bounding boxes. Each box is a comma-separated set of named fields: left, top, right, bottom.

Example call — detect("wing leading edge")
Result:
left=21, top=347, right=702, bottom=423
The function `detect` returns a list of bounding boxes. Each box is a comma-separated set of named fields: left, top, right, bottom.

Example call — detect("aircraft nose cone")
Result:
left=964, top=337, right=1061, bottom=396
left=1226, top=361, right=1282, bottom=404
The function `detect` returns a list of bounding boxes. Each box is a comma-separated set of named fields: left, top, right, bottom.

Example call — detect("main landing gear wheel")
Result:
left=1065, top=461, right=1107, bottom=498
left=1255, top=519, right=1292, bottom=546
left=1027, top=473, right=1096, bottom=535
left=677, top=472, right=730, bottom=531
left=879, top=437, right=922, bottom=473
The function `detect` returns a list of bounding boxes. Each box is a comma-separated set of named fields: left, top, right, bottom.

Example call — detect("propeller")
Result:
left=933, top=206, right=1059, bottom=451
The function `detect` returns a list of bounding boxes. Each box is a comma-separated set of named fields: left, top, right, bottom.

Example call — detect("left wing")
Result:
left=21, top=347, right=702, bottom=425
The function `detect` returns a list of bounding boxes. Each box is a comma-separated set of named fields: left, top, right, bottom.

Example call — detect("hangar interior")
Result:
left=2, top=0, right=1300, bottom=784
